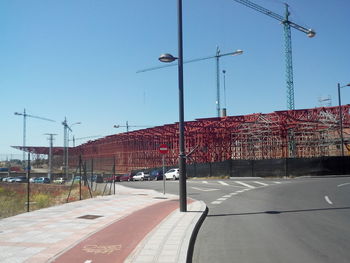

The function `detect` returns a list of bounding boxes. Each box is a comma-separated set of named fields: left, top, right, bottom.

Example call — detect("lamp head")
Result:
left=307, top=29, right=316, bottom=38
left=159, top=53, right=178, bottom=63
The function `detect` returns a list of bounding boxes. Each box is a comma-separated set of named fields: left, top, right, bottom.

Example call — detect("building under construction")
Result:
left=64, top=105, right=350, bottom=174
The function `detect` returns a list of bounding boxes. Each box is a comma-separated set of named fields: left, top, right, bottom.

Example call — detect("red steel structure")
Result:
left=69, top=105, right=350, bottom=173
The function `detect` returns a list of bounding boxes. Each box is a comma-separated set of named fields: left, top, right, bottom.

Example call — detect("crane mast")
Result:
left=232, top=0, right=315, bottom=110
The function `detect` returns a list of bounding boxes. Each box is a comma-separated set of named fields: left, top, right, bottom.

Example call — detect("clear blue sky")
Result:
left=0, top=0, right=349, bottom=157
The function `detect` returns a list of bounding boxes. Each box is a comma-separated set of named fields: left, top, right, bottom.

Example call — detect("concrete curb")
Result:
left=125, top=200, right=207, bottom=263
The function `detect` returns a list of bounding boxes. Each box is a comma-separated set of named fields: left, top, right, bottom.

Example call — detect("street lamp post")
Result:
left=159, top=0, right=187, bottom=212
left=62, top=118, right=81, bottom=177
left=338, top=82, right=350, bottom=156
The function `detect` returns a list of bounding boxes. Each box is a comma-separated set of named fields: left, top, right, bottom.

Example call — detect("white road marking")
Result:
left=235, top=181, right=256, bottom=189
left=202, top=181, right=208, bottom=184
left=254, top=181, right=268, bottom=186
left=217, top=198, right=227, bottom=201
left=191, top=187, right=219, bottom=192
left=84, top=260, right=92, bottom=263
left=230, top=193, right=238, bottom=196
left=338, top=182, right=350, bottom=187
left=273, top=181, right=281, bottom=184
left=325, top=196, right=333, bottom=205
left=236, top=190, right=246, bottom=193
left=223, top=195, right=231, bottom=198
left=218, top=181, right=229, bottom=186
left=211, top=201, right=222, bottom=204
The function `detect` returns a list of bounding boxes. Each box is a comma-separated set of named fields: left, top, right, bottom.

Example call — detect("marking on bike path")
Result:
left=325, top=196, right=333, bottom=205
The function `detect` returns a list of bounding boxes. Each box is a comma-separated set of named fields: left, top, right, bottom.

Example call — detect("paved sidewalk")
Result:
left=0, top=184, right=206, bottom=263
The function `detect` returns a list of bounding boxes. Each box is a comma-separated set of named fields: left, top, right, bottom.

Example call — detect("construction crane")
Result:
left=14, top=109, right=55, bottom=162
left=137, top=47, right=243, bottom=117
left=113, top=121, right=153, bottom=132
left=69, top=135, right=102, bottom=147
left=232, top=0, right=315, bottom=110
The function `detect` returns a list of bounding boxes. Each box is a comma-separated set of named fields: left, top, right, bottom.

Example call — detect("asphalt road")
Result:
left=114, top=177, right=350, bottom=263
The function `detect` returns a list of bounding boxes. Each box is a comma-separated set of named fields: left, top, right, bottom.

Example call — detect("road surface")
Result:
left=117, top=177, right=350, bottom=262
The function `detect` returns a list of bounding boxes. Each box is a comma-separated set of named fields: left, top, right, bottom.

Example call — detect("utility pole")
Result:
left=45, top=133, right=57, bottom=180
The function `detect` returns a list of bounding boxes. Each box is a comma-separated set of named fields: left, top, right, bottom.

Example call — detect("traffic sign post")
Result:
left=159, top=144, right=168, bottom=195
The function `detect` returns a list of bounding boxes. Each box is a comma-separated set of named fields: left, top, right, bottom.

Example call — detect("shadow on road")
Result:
left=208, top=206, right=350, bottom=217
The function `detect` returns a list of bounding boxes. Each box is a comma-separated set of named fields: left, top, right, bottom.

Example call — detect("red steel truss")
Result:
left=68, top=105, right=350, bottom=173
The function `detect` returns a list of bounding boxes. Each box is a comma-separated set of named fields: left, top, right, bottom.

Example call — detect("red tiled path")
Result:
left=52, top=199, right=182, bottom=263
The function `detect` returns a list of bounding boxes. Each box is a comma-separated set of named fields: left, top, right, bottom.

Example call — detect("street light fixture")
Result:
left=338, top=82, right=350, bottom=156
left=159, top=0, right=187, bottom=212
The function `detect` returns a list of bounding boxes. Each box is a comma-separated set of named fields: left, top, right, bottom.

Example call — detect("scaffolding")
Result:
left=67, top=105, right=350, bottom=173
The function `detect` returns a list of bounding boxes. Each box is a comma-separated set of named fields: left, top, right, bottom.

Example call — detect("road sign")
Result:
left=159, top=144, right=168, bottom=154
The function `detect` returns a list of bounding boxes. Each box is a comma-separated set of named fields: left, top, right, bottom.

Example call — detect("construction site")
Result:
left=10, top=105, right=350, bottom=178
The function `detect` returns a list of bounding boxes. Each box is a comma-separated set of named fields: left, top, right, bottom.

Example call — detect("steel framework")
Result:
left=67, top=105, right=350, bottom=173
left=13, top=106, right=350, bottom=173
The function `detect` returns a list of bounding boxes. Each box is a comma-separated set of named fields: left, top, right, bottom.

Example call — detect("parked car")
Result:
left=1, top=177, right=13, bottom=182
left=7, top=177, right=17, bottom=183
left=15, top=176, right=27, bottom=183
left=53, top=177, right=66, bottom=184
left=91, top=175, right=104, bottom=183
left=106, top=175, right=121, bottom=182
left=133, top=172, right=149, bottom=181
left=164, top=168, right=180, bottom=180
left=149, top=169, right=164, bottom=181
left=34, top=177, right=50, bottom=184
left=119, top=174, right=133, bottom=182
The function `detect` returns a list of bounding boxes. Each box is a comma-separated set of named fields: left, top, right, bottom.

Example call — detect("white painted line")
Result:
left=236, top=190, right=245, bottom=193
left=202, top=181, right=208, bottom=184
left=338, top=182, right=350, bottom=187
left=254, top=181, right=268, bottom=186
left=223, top=195, right=231, bottom=198
left=217, top=198, right=227, bottom=201
left=273, top=182, right=281, bottom=184
left=230, top=193, right=238, bottom=196
left=191, top=187, right=219, bottom=192
left=84, top=260, right=92, bottom=263
left=218, top=181, right=229, bottom=186
left=325, top=196, right=333, bottom=205
left=235, top=181, right=256, bottom=189
left=211, top=201, right=222, bottom=204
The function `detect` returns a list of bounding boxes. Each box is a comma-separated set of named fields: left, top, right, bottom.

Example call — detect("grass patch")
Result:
left=0, top=183, right=103, bottom=219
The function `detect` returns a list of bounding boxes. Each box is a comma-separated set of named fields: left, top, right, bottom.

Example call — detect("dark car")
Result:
left=91, top=175, right=104, bottom=183
left=106, top=175, right=121, bottom=182
left=149, top=169, right=164, bottom=181
left=34, top=177, right=50, bottom=184
left=120, top=174, right=133, bottom=182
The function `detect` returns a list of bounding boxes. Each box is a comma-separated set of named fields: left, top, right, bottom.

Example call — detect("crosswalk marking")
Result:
left=191, top=187, right=219, bottom=192
left=218, top=181, right=229, bottom=186
left=235, top=181, right=256, bottom=189
left=254, top=181, right=268, bottom=186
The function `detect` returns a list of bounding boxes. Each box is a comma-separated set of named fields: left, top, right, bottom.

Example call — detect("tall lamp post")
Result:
left=158, top=0, right=186, bottom=212
left=62, top=118, right=81, bottom=177
left=338, top=82, right=350, bottom=156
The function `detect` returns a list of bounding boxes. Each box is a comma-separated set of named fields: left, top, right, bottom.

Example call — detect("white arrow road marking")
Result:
left=235, top=181, right=256, bottom=189
left=325, top=196, right=333, bottom=205
left=218, top=181, right=229, bottom=186
left=191, top=187, right=219, bottom=192
left=254, top=181, right=268, bottom=186
left=338, top=182, right=350, bottom=187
